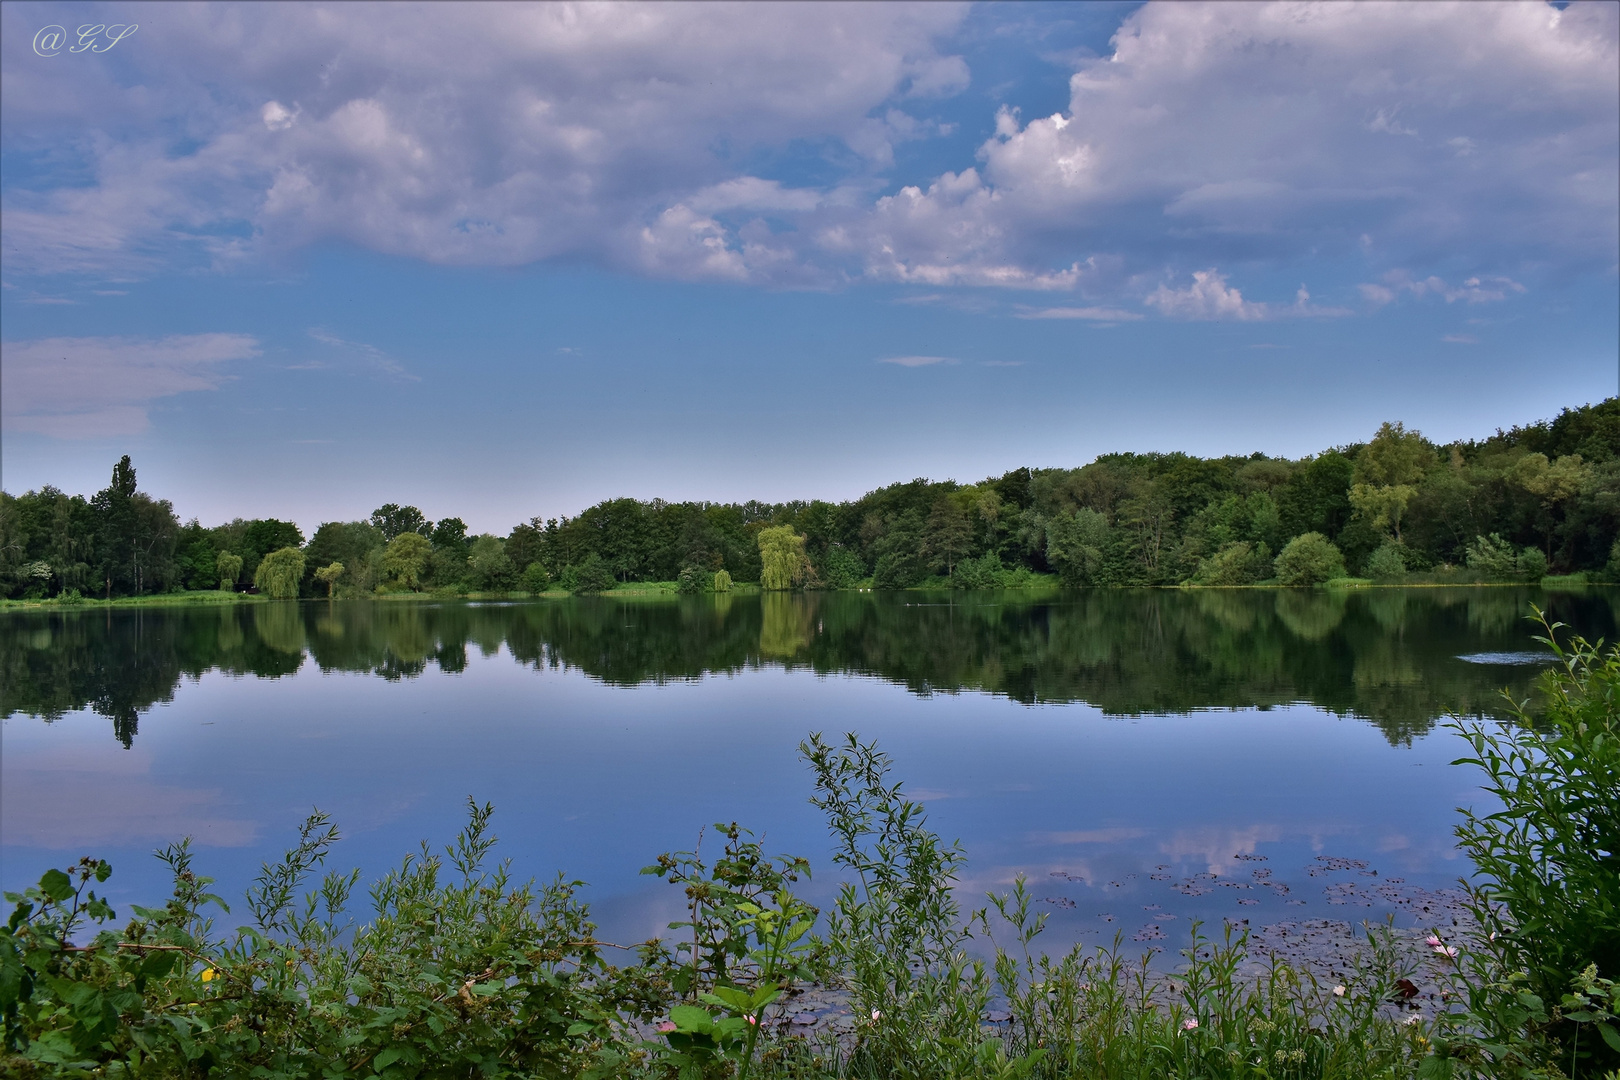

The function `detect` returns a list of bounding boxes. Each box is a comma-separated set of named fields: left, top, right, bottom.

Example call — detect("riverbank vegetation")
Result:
left=3, top=614, right=1615, bottom=1078
left=2, top=401, right=1616, bottom=602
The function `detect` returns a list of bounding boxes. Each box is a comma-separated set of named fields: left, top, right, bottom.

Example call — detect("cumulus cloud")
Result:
left=1145, top=270, right=1268, bottom=321
left=0, top=0, right=1612, bottom=301
left=0, top=333, right=259, bottom=437
left=1, top=1, right=969, bottom=278
left=840, top=1, right=1616, bottom=293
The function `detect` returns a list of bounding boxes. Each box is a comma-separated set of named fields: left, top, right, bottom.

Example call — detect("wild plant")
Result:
left=1429, top=609, right=1620, bottom=1078
left=801, top=731, right=995, bottom=1078
left=1, top=800, right=668, bottom=1078
left=642, top=823, right=817, bottom=1079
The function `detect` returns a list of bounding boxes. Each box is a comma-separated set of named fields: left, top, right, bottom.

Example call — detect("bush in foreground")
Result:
left=1431, top=612, right=1620, bottom=1078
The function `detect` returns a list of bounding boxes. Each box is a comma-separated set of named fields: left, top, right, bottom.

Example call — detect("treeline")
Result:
left=2, top=400, right=1617, bottom=600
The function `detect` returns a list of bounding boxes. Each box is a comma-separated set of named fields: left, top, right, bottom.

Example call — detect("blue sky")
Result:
left=2, top=1, right=1616, bottom=534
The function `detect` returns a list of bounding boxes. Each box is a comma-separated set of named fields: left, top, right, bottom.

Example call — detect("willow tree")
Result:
left=216, top=551, right=244, bottom=592
left=314, top=561, right=345, bottom=598
left=758, top=526, right=809, bottom=590
left=255, top=546, right=307, bottom=600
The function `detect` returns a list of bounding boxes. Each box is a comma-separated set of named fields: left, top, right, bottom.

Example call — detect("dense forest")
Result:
left=2, top=399, right=1617, bottom=600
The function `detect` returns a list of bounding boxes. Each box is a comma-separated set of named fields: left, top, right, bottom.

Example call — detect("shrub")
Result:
left=676, top=564, right=709, bottom=594
left=713, top=568, right=733, bottom=593
left=1274, top=532, right=1346, bottom=585
left=520, top=561, right=551, bottom=594
left=565, top=552, right=615, bottom=594
left=1365, top=541, right=1408, bottom=581
left=0, top=806, right=665, bottom=1078
left=952, top=551, right=1004, bottom=589
left=1466, top=533, right=1547, bottom=582
left=1440, top=611, right=1620, bottom=1076
left=1194, top=540, right=1271, bottom=585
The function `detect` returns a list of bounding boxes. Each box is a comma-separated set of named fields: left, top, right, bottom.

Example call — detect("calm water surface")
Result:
left=4, top=587, right=1616, bottom=951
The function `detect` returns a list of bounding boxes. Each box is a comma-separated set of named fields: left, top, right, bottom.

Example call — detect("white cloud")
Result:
left=1442, top=334, right=1479, bottom=344
left=1016, top=305, right=1143, bottom=321
left=1359, top=270, right=1528, bottom=308
left=879, top=355, right=954, bottom=367
left=1145, top=270, right=1268, bottom=321
left=834, top=1, right=1617, bottom=293
left=1, top=2, right=969, bottom=278
left=0, top=333, right=259, bottom=437
left=0, top=0, right=1612, bottom=298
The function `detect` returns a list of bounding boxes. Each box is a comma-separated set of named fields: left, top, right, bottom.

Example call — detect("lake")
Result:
left=3, top=586, right=1616, bottom=955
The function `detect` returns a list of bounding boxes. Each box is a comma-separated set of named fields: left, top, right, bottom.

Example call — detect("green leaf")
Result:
left=1598, top=1021, right=1620, bottom=1053
left=374, top=1046, right=402, bottom=1069
left=38, top=869, right=73, bottom=903
left=669, top=1005, right=716, bottom=1033
left=140, top=951, right=177, bottom=981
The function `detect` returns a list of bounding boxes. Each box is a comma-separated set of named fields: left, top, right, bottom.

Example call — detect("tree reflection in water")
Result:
left=3, top=587, right=1615, bottom=749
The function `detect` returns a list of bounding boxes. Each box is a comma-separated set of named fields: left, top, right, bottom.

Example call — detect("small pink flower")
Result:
left=658, top=1021, right=677, bottom=1033
left=746, top=1015, right=758, bottom=1026
left=1437, top=946, right=1458, bottom=959
left=1425, top=935, right=1442, bottom=948
left=1182, top=1019, right=1199, bottom=1031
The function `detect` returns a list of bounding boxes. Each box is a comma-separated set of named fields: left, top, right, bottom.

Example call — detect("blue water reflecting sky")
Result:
left=3, top=652, right=1484, bottom=952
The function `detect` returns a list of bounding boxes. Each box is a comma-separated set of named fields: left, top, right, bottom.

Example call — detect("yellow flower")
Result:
left=200, top=968, right=216, bottom=982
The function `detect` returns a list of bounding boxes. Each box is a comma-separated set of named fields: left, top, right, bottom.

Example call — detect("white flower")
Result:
left=1332, top=985, right=1346, bottom=997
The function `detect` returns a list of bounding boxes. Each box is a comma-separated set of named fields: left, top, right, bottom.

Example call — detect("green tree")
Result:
left=1273, top=532, right=1346, bottom=586
left=1349, top=421, right=1434, bottom=543
left=370, top=504, right=431, bottom=542
left=1510, top=452, right=1590, bottom=562
left=758, top=526, right=809, bottom=591
left=467, top=535, right=514, bottom=591
left=382, top=532, right=432, bottom=591
left=314, top=562, right=345, bottom=598
left=1045, top=508, right=1110, bottom=586
left=713, top=568, right=733, bottom=592
left=255, top=547, right=307, bottom=599
left=921, top=497, right=972, bottom=578
left=216, top=551, right=244, bottom=591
